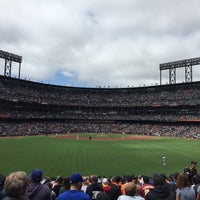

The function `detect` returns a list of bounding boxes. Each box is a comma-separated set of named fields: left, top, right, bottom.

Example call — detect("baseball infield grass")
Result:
left=0, top=134, right=199, bottom=178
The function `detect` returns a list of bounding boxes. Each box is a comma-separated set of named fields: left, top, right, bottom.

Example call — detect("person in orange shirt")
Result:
left=121, top=175, right=134, bottom=195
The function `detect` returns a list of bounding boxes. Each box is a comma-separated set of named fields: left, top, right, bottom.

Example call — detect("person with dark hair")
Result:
left=57, top=173, right=90, bottom=200
left=184, top=160, right=198, bottom=184
left=59, top=177, right=70, bottom=195
left=96, top=191, right=110, bottom=200
left=27, top=169, right=51, bottom=200
left=3, top=171, right=30, bottom=200
left=53, top=176, right=63, bottom=197
left=109, top=176, right=121, bottom=200
left=0, top=173, right=6, bottom=200
left=86, top=176, right=103, bottom=199
left=138, top=176, right=154, bottom=199
left=175, top=172, right=195, bottom=200
left=45, top=181, right=56, bottom=200
left=146, top=175, right=175, bottom=200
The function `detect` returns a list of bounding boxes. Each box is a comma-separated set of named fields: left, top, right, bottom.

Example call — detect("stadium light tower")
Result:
left=159, top=57, right=200, bottom=85
left=0, top=49, right=22, bottom=78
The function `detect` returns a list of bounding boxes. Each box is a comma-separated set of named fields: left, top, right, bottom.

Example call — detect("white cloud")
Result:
left=0, top=0, right=200, bottom=87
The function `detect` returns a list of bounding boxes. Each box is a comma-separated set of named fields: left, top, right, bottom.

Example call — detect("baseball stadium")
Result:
left=0, top=50, right=200, bottom=181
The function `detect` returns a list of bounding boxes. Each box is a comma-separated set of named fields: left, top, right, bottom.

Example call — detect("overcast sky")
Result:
left=0, top=0, right=200, bottom=88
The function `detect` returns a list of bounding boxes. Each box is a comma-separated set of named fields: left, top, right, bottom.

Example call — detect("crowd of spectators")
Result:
left=0, top=121, right=199, bottom=138
left=1, top=104, right=200, bottom=122
left=0, top=160, right=200, bottom=200
left=0, top=75, right=199, bottom=138
left=0, top=75, right=200, bottom=107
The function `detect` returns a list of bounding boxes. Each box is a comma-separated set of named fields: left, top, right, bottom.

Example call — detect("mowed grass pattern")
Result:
left=0, top=135, right=200, bottom=177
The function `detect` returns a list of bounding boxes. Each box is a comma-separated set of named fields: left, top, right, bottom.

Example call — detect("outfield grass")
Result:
left=0, top=135, right=199, bottom=178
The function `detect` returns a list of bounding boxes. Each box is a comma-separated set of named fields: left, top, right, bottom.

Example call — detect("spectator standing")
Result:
left=175, top=172, right=196, bottom=200
left=184, top=160, right=198, bottom=184
left=27, top=169, right=51, bottom=200
left=3, top=171, right=30, bottom=200
left=57, top=173, right=90, bottom=200
left=0, top=173, right=6, bottom=200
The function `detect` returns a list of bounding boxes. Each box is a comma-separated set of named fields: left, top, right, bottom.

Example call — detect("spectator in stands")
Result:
left=27, top=169, right=51, bottom=200
left=4, top=171, right=30, bottom=200
left=138, top=176, right=154, bottom=199
left=59, top=177, right=70, bottom=195
left=57, top=172, right=90, bottom=200
left=102, top=178, right=110, bottom=195
left=120, top=175, right=134, bottom=195
left=0, top=173, right=6, bottom=200
left=86, top=175, right=103, bottom=199
left=175, top=172, right=196, bottom=200
left=184, top=160, right=198, bottom=184
left=169, top=173, right=179, bottom=195
left=146, top=175, right=175, bottom=200
left=96, top=191, right=110, bottom=200
left=194, top=174, right=200, bottom=200
left=81, top=177, right=89, bottom=193
left=53, top=176, right=63, bottom=197
left=45, top=181, right=56, bottom=200
left=117, top=182, right=144, bottom=200
left=109, top=176, right=121, bottom=200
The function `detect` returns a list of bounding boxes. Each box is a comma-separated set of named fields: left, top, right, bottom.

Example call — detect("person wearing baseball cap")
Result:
left=57, top=173, right=90, bottom=200
left=27, top=169, right=51, bottom=200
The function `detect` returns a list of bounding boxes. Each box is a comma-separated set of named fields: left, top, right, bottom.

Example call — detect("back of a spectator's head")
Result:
left=126, top=175, right=133, bottom=182
left=143, top=176, right=150, bottom=184
left=30, top=169, right=43, bottom=183
left=125, top=182, right=136, bottom=196
left=91, top=176, right=98, bottom=183
left=194, top=174, right=200, bottom=185
left=4, top=171, right=30, bottom=198
left=113, top=176, right=121, bottom=183
left=173, top=173, right=180, bottom=181
left=153, top=175, right=165, bottom=186
left=96, top=191, right=110, bottom=200
left=56, top=175, right=63, bottom=184
left=160, top=173, right=166, bottom=180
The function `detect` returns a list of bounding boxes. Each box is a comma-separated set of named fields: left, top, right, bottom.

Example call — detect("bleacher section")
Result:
left=0, top=75, right=199, bottom=138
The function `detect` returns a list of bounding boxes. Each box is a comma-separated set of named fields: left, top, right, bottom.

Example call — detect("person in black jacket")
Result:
left=86, top=176, right=103, bottom=199
left=109, top=176, right=121, bottom=200
left=146, top=175, right=175, bottom=200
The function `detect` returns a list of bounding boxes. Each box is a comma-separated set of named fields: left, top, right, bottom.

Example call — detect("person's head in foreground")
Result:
left=4, top=171, right=30, bottom=198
